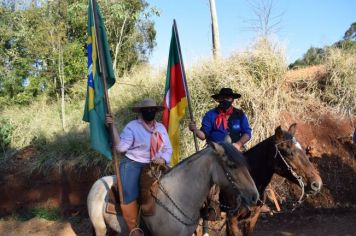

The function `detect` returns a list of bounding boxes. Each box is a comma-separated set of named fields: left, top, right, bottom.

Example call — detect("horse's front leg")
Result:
left=92, top=227, right=107, bottom=236
left=226, top=216, right=242, bottom=236
left=242, top=207, right=262, bottom=236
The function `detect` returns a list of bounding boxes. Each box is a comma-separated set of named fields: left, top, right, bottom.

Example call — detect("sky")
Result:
left=146, top=0, right=355, bottom=68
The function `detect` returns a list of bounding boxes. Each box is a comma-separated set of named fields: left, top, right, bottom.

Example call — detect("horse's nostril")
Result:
left=311, top=181, right=321, bottom=191
left=251, top=193, right=259, bottom=204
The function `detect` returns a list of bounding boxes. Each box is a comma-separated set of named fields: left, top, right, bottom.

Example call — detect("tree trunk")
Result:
left=113, top=16, right=127, bottom=78
left=209, top=0, right=221, bottom=60
left=58, top=41, right=65, bottom=131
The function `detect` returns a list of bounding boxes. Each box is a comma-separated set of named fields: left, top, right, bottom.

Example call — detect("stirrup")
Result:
left=129, top=227, right=144, bottom=236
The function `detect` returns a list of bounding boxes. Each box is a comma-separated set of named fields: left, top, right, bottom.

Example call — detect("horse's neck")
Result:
left=245, top=136, right=276, bottom=194
left=160, top=150, right=215, bottom=213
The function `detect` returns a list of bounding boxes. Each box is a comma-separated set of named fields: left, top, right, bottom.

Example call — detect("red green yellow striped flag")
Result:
left=162, top=22, right=188, bottom=166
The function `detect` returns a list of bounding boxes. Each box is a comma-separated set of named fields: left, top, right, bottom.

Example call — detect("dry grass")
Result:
left=178, top=38, right=314, bottom=157
left=322, top=47, right=356, bottom=115
left=1, top=37, right=354, bottom=168
left=286, top=47, right=356, bottom=118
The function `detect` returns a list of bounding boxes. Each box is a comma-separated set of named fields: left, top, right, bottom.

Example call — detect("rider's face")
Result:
left=216, top=96, right=233, bottom=102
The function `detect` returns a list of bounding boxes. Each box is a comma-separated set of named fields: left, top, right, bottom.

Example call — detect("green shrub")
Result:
left=32, top=207, right=61, bottom=221
left=0, top=118, right=14, bottom=153
left=289, top=46, right=325, bottom=69
left=11, top=210, right=33, bottom=222
left=10, top=207, right=61, bottom=221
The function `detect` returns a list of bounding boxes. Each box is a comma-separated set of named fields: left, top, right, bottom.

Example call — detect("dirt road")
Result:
left=1, top=209, right=355, bottom=236
left=253, top=209, right=356, bottom=236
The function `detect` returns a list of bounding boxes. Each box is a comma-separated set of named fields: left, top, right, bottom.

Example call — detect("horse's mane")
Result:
left=218, top=141, right=249, bottom=168
left=164, top=147, right=210, bottom=175
left=164, top=141, right=249, bottom=175
left=245, top=129, right=295, bottom=162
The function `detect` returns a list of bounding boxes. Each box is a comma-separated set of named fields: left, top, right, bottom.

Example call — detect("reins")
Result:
left=274, top=139, right=305, bottom=206
left=150, top=154, right=243, bottom=233
left=151, top=165, right=199, bottom=226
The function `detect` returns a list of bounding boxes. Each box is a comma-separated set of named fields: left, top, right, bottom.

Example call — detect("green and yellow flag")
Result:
left=162, top=22, right=188, bottom=166
left=83, top=0, right=115, bottom=159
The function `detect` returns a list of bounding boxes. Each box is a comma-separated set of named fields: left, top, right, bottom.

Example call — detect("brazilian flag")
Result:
left=83, top=0, right=115, bottom=159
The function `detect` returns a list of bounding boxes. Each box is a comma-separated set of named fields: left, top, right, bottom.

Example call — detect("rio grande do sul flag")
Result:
left=162, top=21, right=188, bottom=166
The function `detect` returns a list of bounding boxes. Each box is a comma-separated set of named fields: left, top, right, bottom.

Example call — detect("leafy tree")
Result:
left=343, top=22, right=356, bottom=40
left=290, top=22, right=356, bottom=69
left=0, top=0, right=158, bottom=107
left=333, top=22, right=356, bottom=51
left=289, top=47, right=325, bottom=69
left=303, top=47, right=325, bottom=65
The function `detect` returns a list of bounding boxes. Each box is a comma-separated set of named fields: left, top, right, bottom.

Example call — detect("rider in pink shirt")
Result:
left=107, top=98, right=172, bottom=236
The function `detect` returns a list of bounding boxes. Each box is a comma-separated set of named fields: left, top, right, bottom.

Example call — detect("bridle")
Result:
left=217, top=159, right=245, bottom=216
left=274, top=138, right=305, bottom=205
left=150, top=155, right=244, bottom=229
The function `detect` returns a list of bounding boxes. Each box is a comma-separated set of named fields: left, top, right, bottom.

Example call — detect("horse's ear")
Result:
left=224, top=135, right=232, bottom=144
left=275, top=126, right=283, bottom=141
left=288, top=123, right=297, bottom=136
left=210, top=142, right=225, bottom=157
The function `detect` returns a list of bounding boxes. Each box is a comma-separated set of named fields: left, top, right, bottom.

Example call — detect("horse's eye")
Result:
left=280, top=149, right=292, bottom=156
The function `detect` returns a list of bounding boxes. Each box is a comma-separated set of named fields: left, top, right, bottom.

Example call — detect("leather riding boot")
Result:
left=121, top=201, right=141, bottom=236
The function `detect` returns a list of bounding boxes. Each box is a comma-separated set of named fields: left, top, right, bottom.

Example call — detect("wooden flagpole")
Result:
left=172, top=19, right=199, bottom=152
left=91, top=0, right=123, bottom=203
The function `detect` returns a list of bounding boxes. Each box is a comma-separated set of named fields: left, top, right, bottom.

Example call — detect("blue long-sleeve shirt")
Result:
left=200, top=108, right=252, bottom=143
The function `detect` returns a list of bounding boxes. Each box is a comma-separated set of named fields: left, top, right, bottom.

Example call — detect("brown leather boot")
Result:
left=121, top=201, right=141, bottom=236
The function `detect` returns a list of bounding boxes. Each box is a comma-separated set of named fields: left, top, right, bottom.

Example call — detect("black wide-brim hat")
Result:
left=211, top=88, right=241, bottom=100
left=132, top=98, right=164, bottom=112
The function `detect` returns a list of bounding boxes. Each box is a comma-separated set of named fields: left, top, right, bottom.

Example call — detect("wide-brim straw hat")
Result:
left=211, top=87, right=241, bottom=100
left=132, top=98, right=164, bottom=112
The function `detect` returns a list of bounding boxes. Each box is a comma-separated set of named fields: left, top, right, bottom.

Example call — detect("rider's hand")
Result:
left=188, top=121, right=197, bottom=132
left=233, top=141, right=243, bottom=151
left=106, top=114, right=114, bottom=127
left=152, top=158, right=166, bottom=165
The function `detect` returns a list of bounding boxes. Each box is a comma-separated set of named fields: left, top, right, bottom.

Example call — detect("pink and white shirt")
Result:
left=115, top=119, right=172, bottom=164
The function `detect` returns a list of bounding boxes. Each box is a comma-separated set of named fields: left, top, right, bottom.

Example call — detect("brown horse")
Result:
left=222, top=123, right=322, bottom=236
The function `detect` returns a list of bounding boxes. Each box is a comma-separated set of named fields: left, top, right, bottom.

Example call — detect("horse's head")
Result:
left=210, top=142, right=259, bottom=209
left=273, top=123, right=322, bottom=194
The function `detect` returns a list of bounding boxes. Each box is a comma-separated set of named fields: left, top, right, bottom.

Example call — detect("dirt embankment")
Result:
left=276, top=112, right=356, bottom=209
left=0, top=147, right=102, bottom=217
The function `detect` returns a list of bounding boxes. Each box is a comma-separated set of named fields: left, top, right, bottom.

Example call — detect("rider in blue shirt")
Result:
left=189, top=87, right=252, bottom=151
left=189, top=88, right=253, bottom=233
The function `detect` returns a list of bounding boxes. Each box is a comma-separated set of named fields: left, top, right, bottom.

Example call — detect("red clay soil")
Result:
left=277, top=112, right=356, bottom=209
left=0, top=146, right=102, bottom=217
left=285, top=65, right=327, bottom=82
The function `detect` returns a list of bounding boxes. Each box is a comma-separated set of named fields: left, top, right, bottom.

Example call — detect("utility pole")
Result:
left=209, top=0, right=221, bottom=60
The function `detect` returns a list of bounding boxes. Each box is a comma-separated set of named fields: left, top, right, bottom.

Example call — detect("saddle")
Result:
left=106, top=163, right=170, bottom=216
left=139, top=163, right=169, bottom=216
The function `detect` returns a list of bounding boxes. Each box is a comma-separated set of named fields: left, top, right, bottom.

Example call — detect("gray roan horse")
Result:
left=87, top=142, right=259, bottom=236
